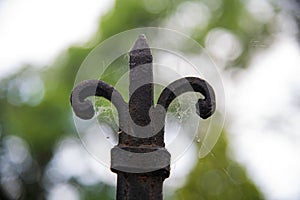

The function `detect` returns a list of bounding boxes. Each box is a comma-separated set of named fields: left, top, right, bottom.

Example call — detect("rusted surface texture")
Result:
left=114, top=35, right=168, bottom=200
left=117, top=172, right=164, bottom=200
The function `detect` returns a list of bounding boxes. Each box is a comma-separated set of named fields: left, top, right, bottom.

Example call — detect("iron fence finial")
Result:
left=70, top=34, right=216, bottom=200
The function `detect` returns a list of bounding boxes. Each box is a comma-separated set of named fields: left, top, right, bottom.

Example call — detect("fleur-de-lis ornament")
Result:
left=71, top=35, right=215, bottom=200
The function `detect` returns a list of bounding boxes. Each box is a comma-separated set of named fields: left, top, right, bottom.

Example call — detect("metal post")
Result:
left=113, top=35, right=168, bottom=200
left=70, top=34, right=216, bottom=200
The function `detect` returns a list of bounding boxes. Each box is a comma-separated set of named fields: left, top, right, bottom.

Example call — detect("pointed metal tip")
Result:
left=130, top=34, right=150, bottom=51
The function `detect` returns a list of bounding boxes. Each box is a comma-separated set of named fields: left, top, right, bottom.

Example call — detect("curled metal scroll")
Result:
left=157, top=77, right=216, bottom=120
left=70, top=80, right=127, bottom=120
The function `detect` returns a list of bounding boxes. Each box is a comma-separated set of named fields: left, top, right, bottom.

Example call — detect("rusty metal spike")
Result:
left=129, top=35, right=154, bottom=127
left=130, top=34, right=150, bottom=52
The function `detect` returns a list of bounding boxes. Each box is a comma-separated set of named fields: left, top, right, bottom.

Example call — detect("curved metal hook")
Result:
left=157, top=77, right=216, bottom=119
left=70, top=80, right=127, bottom=120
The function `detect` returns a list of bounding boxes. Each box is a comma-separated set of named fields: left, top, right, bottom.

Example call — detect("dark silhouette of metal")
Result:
left=70, top=34, right=216, bottom=200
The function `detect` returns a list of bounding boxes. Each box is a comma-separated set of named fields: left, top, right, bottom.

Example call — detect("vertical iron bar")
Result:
left=115, top=35, right=167, bottom=200
left=129, top=34, right=153, bottom=127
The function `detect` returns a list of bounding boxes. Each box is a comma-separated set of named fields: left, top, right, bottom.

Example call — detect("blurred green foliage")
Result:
left=0, top=0, right=293, bottom=199
left=173, top=132, right=263, bottom=200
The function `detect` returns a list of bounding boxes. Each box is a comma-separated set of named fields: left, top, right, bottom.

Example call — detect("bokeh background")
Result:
left=0, top=0, right=300, bottom=199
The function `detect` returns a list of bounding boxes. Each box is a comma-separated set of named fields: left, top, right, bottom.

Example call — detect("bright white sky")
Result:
left=0, top=0, right=113, bottom=78
left=1, top=0, right=300, bottom=199
left=225, top=36, right=300, bottom=200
